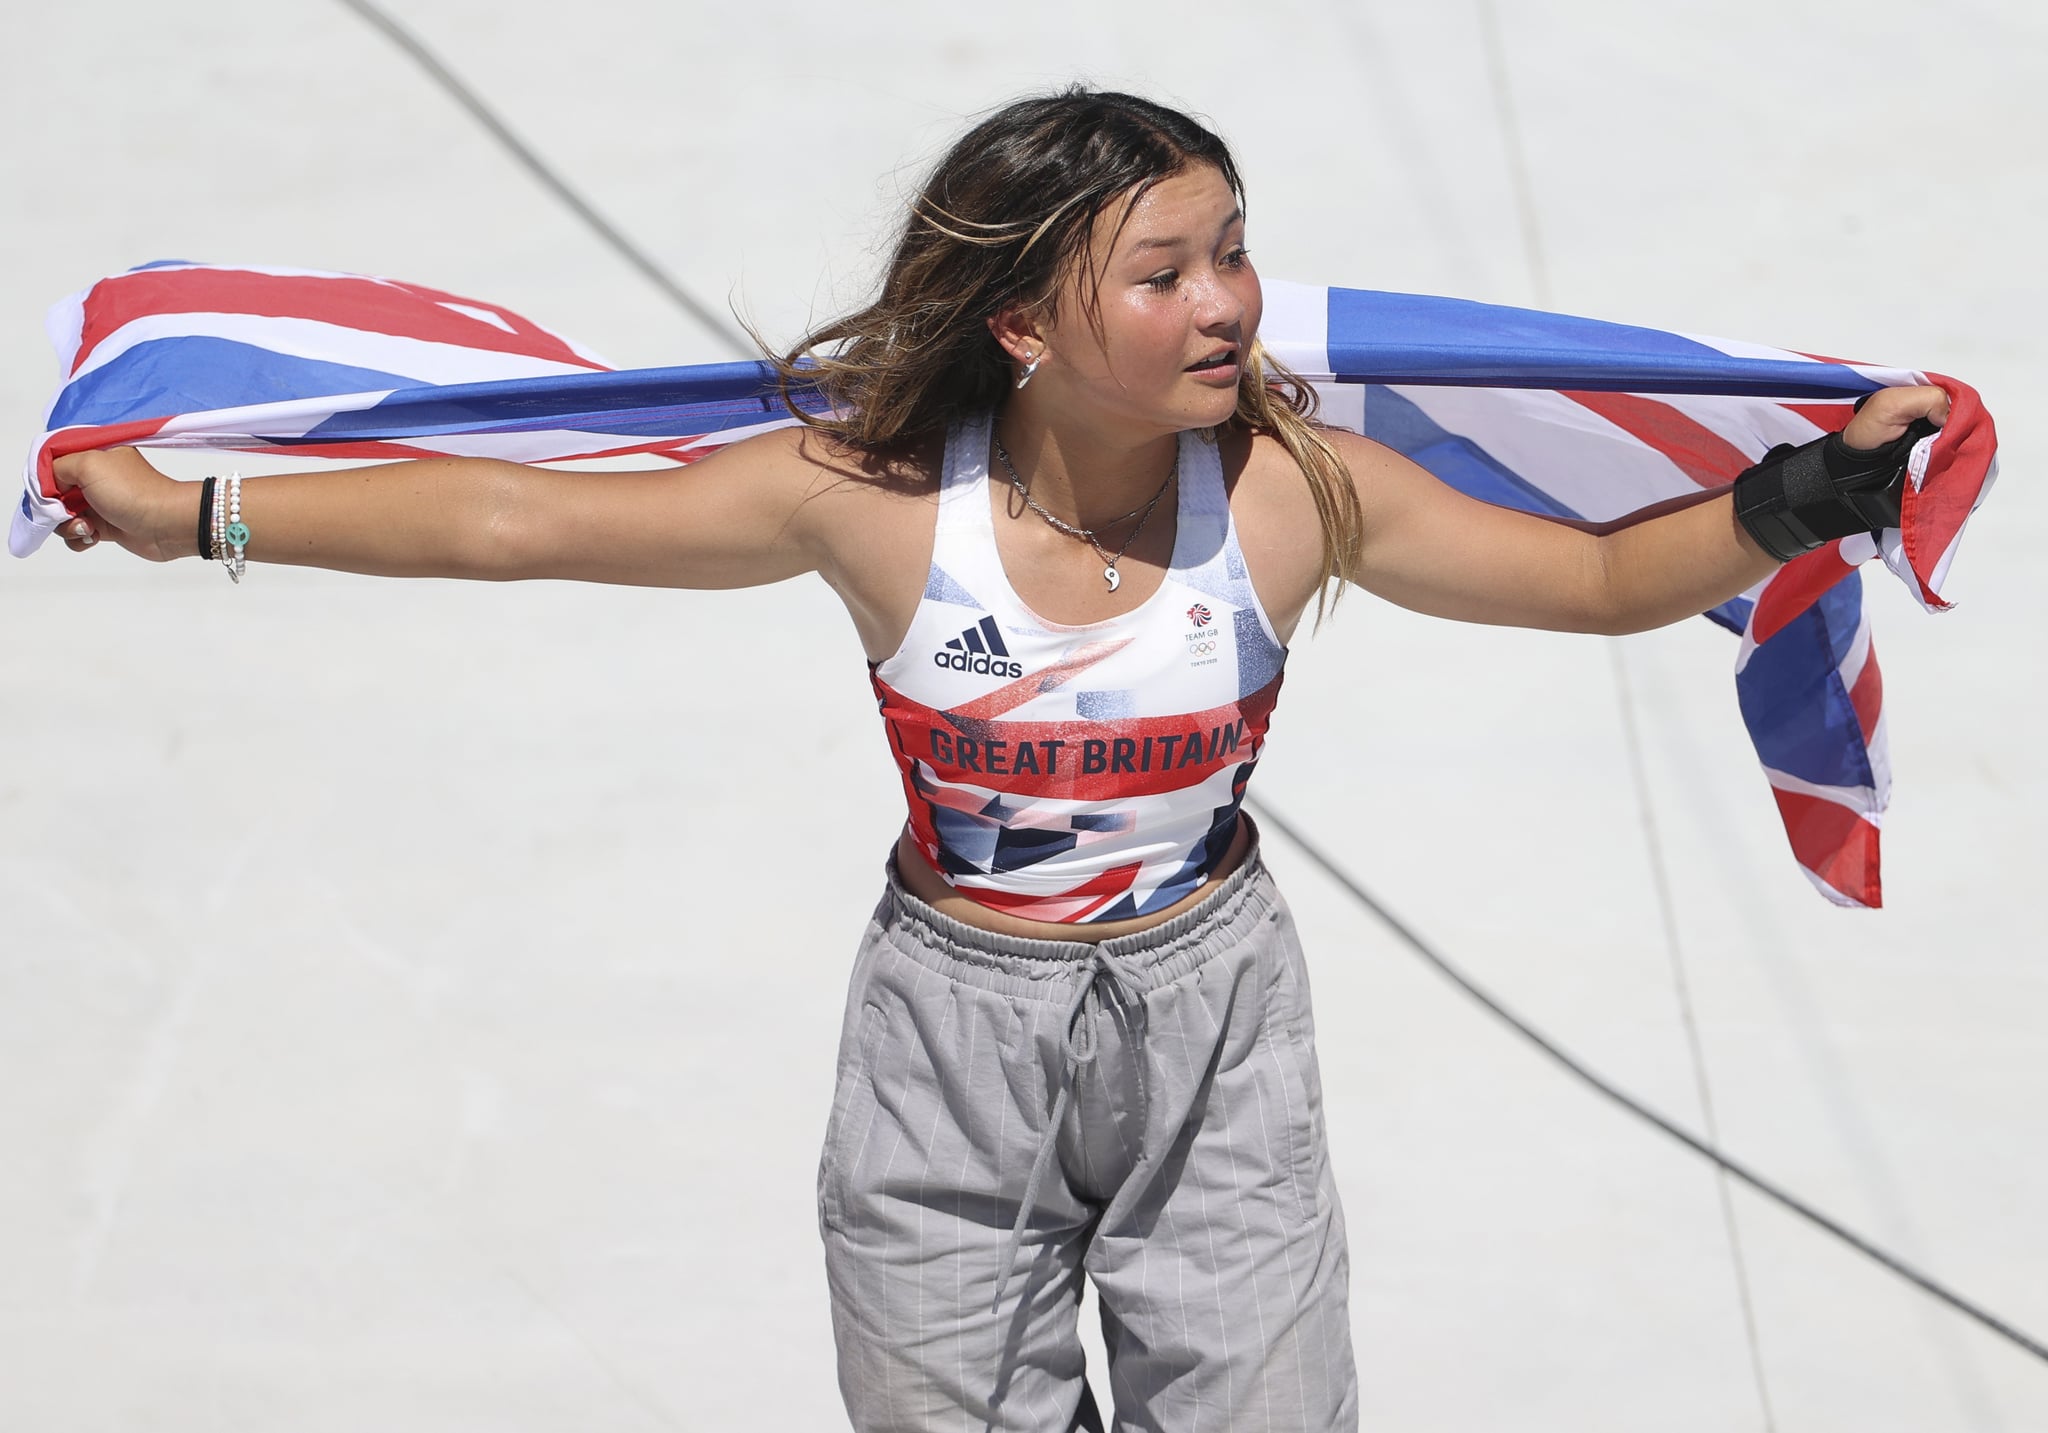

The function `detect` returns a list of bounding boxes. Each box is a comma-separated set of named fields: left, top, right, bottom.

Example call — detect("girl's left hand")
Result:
left=1842, top=384, right=1948, bottom=452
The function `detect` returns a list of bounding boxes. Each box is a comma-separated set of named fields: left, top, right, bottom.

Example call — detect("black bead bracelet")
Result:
left=196, top=475, right=218, bottom=560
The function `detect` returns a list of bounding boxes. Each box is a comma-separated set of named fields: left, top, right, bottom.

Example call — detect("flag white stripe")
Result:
left=1763, top=764, right=1882, bottom=817
left=69, top=312, right=595, bottom=389
left=1394, top=384, right=1705, bottom=517
left=1259, top=279, right=1331, bottom=379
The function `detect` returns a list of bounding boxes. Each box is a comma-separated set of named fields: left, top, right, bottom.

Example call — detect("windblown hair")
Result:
left=770, top=86, right=1363, bottom=616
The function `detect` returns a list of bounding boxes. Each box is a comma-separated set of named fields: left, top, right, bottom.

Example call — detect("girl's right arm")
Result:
left=52, top=429, right=843, bottom=590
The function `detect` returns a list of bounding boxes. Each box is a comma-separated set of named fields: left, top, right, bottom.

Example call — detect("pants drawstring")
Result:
left=991, top=948, right=1145, bottom=1310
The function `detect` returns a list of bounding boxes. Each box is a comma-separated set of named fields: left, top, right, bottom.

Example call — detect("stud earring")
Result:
left=1015, top=352, right=1042, bottom=389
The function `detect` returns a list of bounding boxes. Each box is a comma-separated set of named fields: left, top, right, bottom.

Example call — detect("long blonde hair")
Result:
left=768, top=86, right=1363, bottom=617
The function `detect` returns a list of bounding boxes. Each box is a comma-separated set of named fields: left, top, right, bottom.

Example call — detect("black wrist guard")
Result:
left=1731, top=418, right=1939, bottom=561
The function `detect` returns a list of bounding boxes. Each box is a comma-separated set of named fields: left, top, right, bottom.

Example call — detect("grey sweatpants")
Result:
left=817, top=844, right=1358, bottom=1431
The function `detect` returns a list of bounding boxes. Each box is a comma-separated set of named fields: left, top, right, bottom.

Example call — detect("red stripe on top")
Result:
left=73, top=267, right=606, bottom=376
left=1562, top=390, right=1755, bottom=488
left=1771, top=785, right=1882, bottom=908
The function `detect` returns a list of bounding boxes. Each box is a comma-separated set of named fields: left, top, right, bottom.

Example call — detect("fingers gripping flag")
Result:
left=17, top=265, right=1999, bottom=907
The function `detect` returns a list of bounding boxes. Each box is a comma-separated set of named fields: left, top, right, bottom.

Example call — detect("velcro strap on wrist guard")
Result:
left=1732, top=418, right=1938, bottom=562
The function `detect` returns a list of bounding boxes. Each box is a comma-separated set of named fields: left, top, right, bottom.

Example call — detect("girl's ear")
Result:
left=986, top=306, right=1045, bottom=369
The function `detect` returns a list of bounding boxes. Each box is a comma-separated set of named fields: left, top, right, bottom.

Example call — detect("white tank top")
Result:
left=870, top=409, right=1290, bottom=923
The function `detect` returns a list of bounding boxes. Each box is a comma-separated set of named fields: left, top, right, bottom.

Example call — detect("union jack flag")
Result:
left=16, top=263, right=1999, bottom=906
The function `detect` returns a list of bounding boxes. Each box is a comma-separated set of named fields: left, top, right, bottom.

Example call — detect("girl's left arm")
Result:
left=1340, top=385, right=1948, bottom=636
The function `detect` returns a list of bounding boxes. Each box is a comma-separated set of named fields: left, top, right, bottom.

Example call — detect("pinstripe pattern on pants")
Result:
left=818, top=840, right=1358, bottom=1431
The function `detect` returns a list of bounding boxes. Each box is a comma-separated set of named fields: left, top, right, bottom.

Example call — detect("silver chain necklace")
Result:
left=992, top=436, right=1176, bottom=592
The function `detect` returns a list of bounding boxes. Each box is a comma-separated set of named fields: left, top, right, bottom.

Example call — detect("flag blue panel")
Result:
left=1328, top=288, right=1885, bottom=397
left=49, top=339, right=415, bottom=429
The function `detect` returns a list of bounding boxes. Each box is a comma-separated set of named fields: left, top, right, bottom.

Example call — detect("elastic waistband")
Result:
left=876, top=833, right=1277, bottom=1002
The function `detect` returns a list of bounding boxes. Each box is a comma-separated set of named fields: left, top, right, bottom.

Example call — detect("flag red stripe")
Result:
left=1749, top=546, right=1855, bottom=645
left=73, top=268, right=605, bottom=376
left=1772, top=786, right=1882, bottom=908
left=1903, top=375, right=1995, bottom=607
left=1563, top=390, right=1755, bottom=488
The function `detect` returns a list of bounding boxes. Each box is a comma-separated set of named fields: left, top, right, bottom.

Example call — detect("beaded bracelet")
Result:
left=222, top=472, right=248, bottom=583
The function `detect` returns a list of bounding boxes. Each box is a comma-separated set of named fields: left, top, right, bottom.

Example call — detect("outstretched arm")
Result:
left=50, top=427, right=846, bottom=589
left=1340, top=385, right=1948, bottom=636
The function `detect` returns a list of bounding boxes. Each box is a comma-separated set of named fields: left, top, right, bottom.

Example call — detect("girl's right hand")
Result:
left=50, top=447, right=191, bottom=560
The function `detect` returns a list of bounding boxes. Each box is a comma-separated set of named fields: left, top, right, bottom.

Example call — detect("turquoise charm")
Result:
left=226, top=521, right=250, bottom=546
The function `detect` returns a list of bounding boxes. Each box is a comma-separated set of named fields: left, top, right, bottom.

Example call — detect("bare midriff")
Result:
left=891, top=816, right=1253, bottom=944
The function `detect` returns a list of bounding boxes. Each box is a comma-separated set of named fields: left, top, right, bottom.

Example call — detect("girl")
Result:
left=51, top=88, right=1944, bottom=1432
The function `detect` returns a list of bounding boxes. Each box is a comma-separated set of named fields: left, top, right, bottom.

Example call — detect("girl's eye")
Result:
left=1145, top=271, right=1178, bottom=292
left=1224, top=247, right=1251, bottom=269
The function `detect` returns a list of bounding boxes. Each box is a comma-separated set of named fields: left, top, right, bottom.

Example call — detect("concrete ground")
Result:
left=3, top=2, right=2043, bottom=1428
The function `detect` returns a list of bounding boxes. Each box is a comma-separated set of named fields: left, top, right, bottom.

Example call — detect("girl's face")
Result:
left=1034, top=163, right=1262, bottom=434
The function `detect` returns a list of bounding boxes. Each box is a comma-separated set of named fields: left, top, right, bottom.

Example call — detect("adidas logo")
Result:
left=933, top=615, right=1025, bottom=678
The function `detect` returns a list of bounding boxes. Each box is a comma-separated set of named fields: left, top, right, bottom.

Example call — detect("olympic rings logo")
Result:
left=1188, top=640, right=1217, bottom=655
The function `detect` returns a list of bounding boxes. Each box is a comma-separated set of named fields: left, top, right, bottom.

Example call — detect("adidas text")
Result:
left=933, top=649, right=1024, bottom=678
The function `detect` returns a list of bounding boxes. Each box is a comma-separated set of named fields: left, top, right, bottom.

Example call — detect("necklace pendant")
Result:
left=1104, top=564, right=1121, bottom=592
